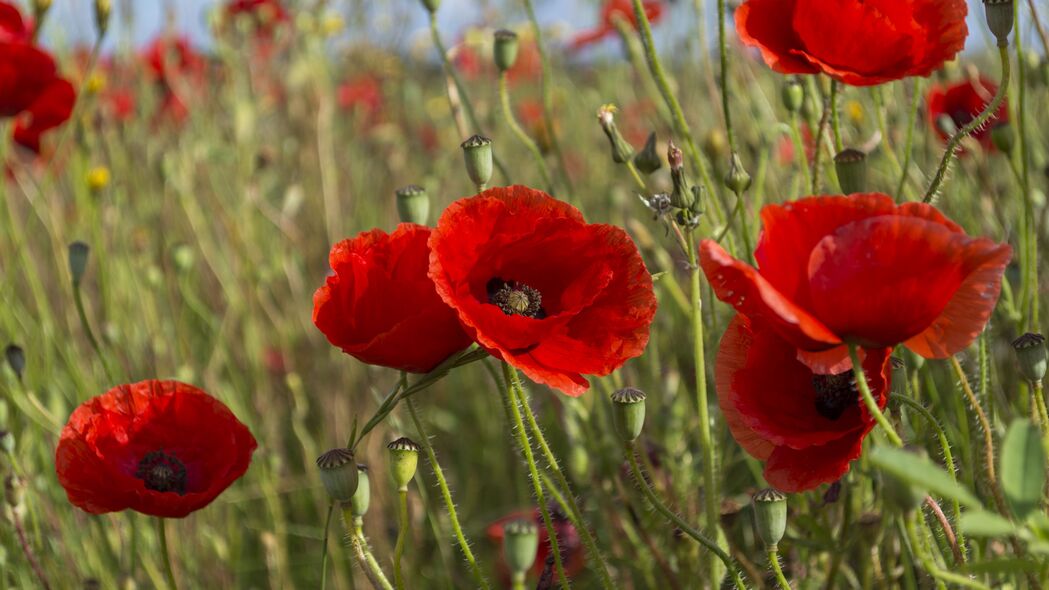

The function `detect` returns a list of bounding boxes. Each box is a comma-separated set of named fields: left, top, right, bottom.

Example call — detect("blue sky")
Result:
left=37, top=0, right=1007, bottom=56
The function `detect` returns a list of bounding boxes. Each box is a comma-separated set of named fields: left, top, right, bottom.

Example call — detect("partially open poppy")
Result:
left=716, top=315, right=891, bottom=492
left=569, top=0, right=664, bottom=52
left=927, top=77, right=1008, bottom=149
left=735, top=0, right=968, bottom=86
left=313, top=223, right=473, bottom=373
left=55, top=381, right=257, bottom=518
left=428, top=186, right=658, bottom=396
left=700, top=194, right=1011, bottom=373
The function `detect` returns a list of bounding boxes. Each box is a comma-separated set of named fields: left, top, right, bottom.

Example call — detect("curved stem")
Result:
left=156, top=517, right=178, bottom=590
left=768, top=549, right=792, bottom=590
left=393, top=489, right=408, bottom=590
left=13, top=509, right=50, bottom=590
left=405, top=397, right=490, bottom=589
left=716, top=0, right=735, bottom=152
left=949, top=356, right=1008, bottom=515
left=512, top=383, right=616, bottom=589
left=498, top=72, right=554, bottom=191
left=848, top=344, right=903, bottom=446
left=344, top=508, right=394, bottom=590
left=500, top=363, right=570, bottom=588
left=923, top=45, right=1010, bottom=203
left=903, top=514, right=989, bottom=590
left=788, top=114, right=812, bottom=197
left=829, top=80, right=843, bottom=152
left=73, top=283, right=117, bottom=385
left=624, top=441, right=746, bottom=589
left=320, top=502, right=335, bottom=590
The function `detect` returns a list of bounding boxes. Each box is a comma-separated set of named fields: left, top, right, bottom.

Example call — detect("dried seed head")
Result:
left=395, top=184, right=430, bottom=225
left=833, top=148, right=867, bottom=195
left=1012, top=333, right=1047, bottom=384
left=316, top=448, right=359, bottom=503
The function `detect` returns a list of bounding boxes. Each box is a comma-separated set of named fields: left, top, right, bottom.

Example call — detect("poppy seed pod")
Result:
left=1012, top=333, right=1047, bottom=384
left=833, top=149, right=868, bottom=195
left=493, top=29, right=520, bottom=73
left=752, top=488, right=787, bottom=550
left=94, top=0, right=111, bottom=35
left=68, top=241, right=91, bottom=287
left=596, top=104, right=634, bottom=164
left=4, top=345, right=25, bottom=381
left=387, top=437, right=421, bottom=491
left=503, top=519, right=539, bottom=578
left=395, top=184, right=430, bottom=225
left=782, top=78, right=804, bottom=113
left=634, top=133, right=662, bottom=175
left=724, top=153, right=751, bottom=194
left=460, top=135, right=494, bottom=189
left=420, top=0, right=439, bottom=13
left=350, top=465, right=370, bottom=518
left=983, top=0, right=1014, bottom=47
left=316, top=448, right=359, bottom=503
left=610, top=387, right=647, bottom=442
left=890, top=357, right=907, bottom=396
left=991, top=122, right=1015, bottom=154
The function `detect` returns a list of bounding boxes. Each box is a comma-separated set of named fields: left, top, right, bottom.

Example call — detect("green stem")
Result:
left=848, top=344, right=903, bottom=446
left=320, top=503, right=334, bottom=590
left=948, top=357, right=1009, bottom=516
left=73, top=283, right=117, bottom=385
left=923, top=45, right=1010, bottom=203
left=345, top=508, right=394, bottom=590
left=895, top=78, right=924, bottom=198
left=829, top=80, right=843, bottom=152
left=405, top=397, right=491, bottom=589
left=624, top=441, right=746, bottom=589
left=498, top=72, right=554, bottom=191
left=768, top=549, right=792, bottom=590
left=500, top=363, right=570, bottom=588
left=393, top=489, right=408, bottom=590
left=625, top=160, right=648, bottom=192
left=156, top=518, right=178, bottom=590
left=512, top=383, right=616, bottom=590
left=1014, top=9, right=1038, bottom=330
left=904, top=514, right=989, bottom=590
left=716, top=0, right=735, bottom=152
left=788, top=114, right=812, bottom=196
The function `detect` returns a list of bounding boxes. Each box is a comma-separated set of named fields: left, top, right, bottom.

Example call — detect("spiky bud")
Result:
left=983, top=0, right=1014, bottom=47
left=596, top=104, right=634, bottom=164
left=1012, top=333, right=1047, bottom=384
left=752, top=488, right=788, bottom=550
left=833, top=148, right=867, bottom=195
left=316, top=448, right=359, bottom=503
left=395, top=184, right=430, bottom=225
left=610, top=388, right=647, bottom=442
left=387, top=437, right=421, bottom=491
left=461, top=135, right=494, bottom=190
left=493, top=29, right=520, bottom=73
left=503, top=519, right=539, bottom=579
left=633, top=133, right=662, bottom=175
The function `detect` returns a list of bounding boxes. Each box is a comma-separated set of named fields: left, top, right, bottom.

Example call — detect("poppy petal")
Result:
left=735, top=0, right=819, bottom=74
left=764, top=428, right=868, bottom=493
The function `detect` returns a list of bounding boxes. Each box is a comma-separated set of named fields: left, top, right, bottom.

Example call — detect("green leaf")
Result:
left=959, top=510, right=1016, bottom=537
left=868, top=446, right=981, bottom=508
left=1000, top=419, right=1046, bottom=520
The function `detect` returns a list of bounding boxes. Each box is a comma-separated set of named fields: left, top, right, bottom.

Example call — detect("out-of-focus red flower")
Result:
left=569, top=0, right=664, bottom=52
left=225, top=0, right=289, bottom=35
left=487, top=507, right=585, bottom=583
left=775, top=123, right=815, bottom=167
left=106, top=88, right=137, bottom=121
left=337, top=75, right=383, bottom=117
left=55, top=380, right=257, bottom=518
left=735, top=0, right=967, bottom=86
left=142, top=36, right=206, bottom=123
left=428, top=186, right=658, bottom=396
left=700, top=194, right=1011, bottom=374
left=926, top=77, right=1007, bottom=150
left=0, top=2, right=75, bottom=154
left=313, top=224, right=473, bottom=373
left=716, top=315, right=891, bottom=492
left=517, top=100, right=557, bottom=154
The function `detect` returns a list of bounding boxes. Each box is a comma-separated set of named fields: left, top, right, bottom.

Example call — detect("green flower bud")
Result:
left=667, top=140, right=694, bottom=210
left=350, top=464, right=370, bottom=518
left=752, top=488, right=788, bottom=550
left=395, top=184, right=430, bottom=225
left=833, top=148, right=867, bottom=195
left=4, top=345, right=25, bottom=382
left=633, top=133, right=663, bottom=175
left=4, top=475, right=24, bottom=509
left=420, top=0, right=439, bottom=13
left=68, top=241, right=91, bottom=287
left=596, top=104, right=634, bottom=164
left=94, top=0, right=111, bottom=36
left=493, top=29, right=520, bottom=73
left=503, top=519, right=539, bottom=577
left=881, top=446, right=927, bottom=514
left=1012, top=333, right=1047, bottom=384
left=890, top=357, right=907, bottom=396
left=387, top=437, right=421, bottom=490
left=723, top=152, right=751, bottom=195
left=316, top=448, right=359, bottom=503
left=610, top=387, right=647, bottom=442
left=782, top=78, right=804, bottom=113
left=983, top=0, right=1014, bottom=47
left=460, top=135, right=494, bottom=189
left=991, top=122, right=1015, bottom=154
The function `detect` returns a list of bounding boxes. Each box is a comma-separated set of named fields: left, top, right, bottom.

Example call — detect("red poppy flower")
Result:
left=226, top=0, right=289, bottom=32
left=486, top=507, right=585, bottom=581
left=428, top=186, right=658, bottom=396
left=313, top=223, right=473, bottom=373
left=55, top=380, right=257, bottom=518
left=337, top=75, right=383, bottom=117
left=775, top=123, right=815, bottom=167
left=0, top=0, right=30, bottom=42
left=735, top=0, right=968, bottom=86
left=700, top=194, right=1011, bottom=373
left=569, top=0, right=664, bottom=52
left=142, top=36, right=205, bottom=123
left=716, top=315, right=891, bottom=492
left=927, top=76, right=1007, bottom=150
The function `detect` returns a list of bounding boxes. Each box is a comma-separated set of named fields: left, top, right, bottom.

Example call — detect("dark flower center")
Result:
left=134, top=450, right=188, bottom=495
left=487, top=278, right=545, bottom=319
left=812, top=372, right=857, bottom=421
left=950, top=109, right=973, bottom=127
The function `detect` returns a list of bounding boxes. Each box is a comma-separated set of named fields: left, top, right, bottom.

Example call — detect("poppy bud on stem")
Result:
left=4, top=345, right=25, bottom=383
left=633, top=132, right=662, bottom=175
left=782, top=78, right=804, bottom=114
left=316, top=448, right=359, bottom=503
left=983, top=0, right=1014, bottom=47
left=668, top=140, right=694, bottom=211
left=387, top=437, right=419, bottom=590
left=94, top=0, right=111, bottom=37
left=596, top=104, right=634, bottom=164
left=610, top=387, right=646, bottom=442
left=493, top=29, right=519, bottom=73
left=991, top=122, right=1016, bottom=154
left=833, top=148, right=867, bottom=195
left=395, top=185, right=430, bottom=225
left=420, top=0, right=439, bottom=13
left=503, top=519, right=539, bottom=590
left=461, top=135, right=493, bottom=193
